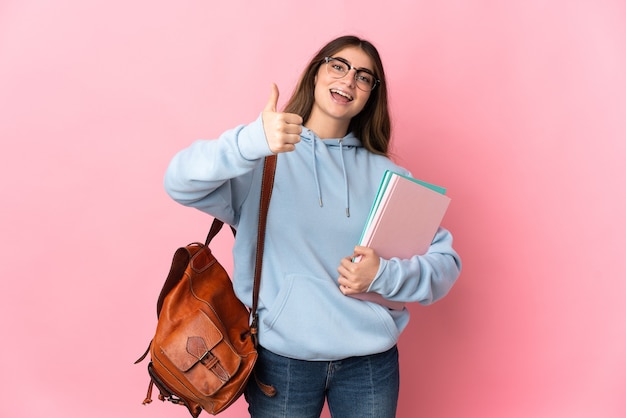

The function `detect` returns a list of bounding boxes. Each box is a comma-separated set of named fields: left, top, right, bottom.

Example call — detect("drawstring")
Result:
left=309, top=132, right=350, bottom=217
left=311, top=134, right=323, bottom=207
left=338, top=139, right=350, bottom=217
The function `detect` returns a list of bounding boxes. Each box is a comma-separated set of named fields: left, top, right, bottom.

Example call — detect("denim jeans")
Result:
left=245, top=345, right=399, bottom=418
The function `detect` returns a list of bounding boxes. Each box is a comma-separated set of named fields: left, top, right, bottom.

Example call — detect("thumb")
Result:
left=264, top=83, right=279, bottom=112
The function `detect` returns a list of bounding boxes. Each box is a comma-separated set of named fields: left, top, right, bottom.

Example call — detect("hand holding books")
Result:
left=349, top=171, right=451, bottom=309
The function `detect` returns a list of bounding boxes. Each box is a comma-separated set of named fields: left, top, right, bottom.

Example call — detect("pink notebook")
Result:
left=350, top=172, right=451, bottom=309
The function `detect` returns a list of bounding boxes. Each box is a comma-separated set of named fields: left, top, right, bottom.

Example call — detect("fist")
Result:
left=337, top=246, right=380, bottom=295
left=262, top=83, right=303, bottom=153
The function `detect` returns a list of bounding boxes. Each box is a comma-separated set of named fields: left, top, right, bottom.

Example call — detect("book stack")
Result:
left=350, top=171, right=451, bottom=309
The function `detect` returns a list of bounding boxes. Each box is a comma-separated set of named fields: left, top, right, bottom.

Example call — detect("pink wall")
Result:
left=1, top=1, right=625, bottom=417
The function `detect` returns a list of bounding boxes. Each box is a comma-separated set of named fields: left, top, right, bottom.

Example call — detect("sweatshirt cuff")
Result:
left=237, top=114, right=274, bottom=161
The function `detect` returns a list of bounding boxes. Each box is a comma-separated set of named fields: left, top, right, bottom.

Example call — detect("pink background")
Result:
left=1, top=1, right=625, bottom=417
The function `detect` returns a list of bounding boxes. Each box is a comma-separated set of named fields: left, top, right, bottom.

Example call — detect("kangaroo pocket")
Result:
left=261, top=274, right=400, bottom=359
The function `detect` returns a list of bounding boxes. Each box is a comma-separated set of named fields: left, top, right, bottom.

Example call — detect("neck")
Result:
left=305, top=111, right=350, bottom=139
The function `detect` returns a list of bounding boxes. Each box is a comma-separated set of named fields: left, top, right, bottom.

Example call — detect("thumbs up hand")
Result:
left=262, top=83, right=303, bottom=153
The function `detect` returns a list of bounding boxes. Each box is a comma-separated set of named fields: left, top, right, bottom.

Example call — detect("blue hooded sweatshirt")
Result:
left=164, top=116, right=461, bottom=361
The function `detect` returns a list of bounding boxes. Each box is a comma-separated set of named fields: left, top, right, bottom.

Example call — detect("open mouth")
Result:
left=330, top=88, right=354, bottom=103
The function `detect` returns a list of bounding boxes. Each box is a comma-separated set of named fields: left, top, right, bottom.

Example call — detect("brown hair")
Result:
left=283, top=35, right=391, bottom=156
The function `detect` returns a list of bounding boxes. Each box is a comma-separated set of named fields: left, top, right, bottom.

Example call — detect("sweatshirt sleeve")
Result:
left=163, top=115, right=273, bottom=225
left=366, top=227, right=461, bottom=305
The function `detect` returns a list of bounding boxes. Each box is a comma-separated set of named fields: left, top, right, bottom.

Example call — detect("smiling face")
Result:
left=306, top=46, right=375, bottom=139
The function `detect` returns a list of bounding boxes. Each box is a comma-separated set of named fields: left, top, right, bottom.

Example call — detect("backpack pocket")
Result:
left=159, top=310, right=242, bottom=397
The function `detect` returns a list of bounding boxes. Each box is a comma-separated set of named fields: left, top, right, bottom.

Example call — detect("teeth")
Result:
left=331, top=89, right=353, bottom=101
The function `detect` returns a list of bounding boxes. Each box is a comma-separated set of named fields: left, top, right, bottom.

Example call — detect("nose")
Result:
left=341, top=68, right=357, bottom=88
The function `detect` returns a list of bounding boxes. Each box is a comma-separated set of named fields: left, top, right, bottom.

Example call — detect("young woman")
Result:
left=164, top=35, right=461, bottom=418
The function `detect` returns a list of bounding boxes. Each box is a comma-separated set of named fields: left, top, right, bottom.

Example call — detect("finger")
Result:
left=283, top=113, right=304, bottom=126
left=338, top=275, right=350, bottom=288
left=356, top=245, right=376, bottom=256
left=282, top=123, right=303, bottom=136
left=274, top=144, right=297, bottom=153
left=340, top=283, right=356, bottom=295
left=341, top=257, right=356, bottom=270
left=264, top=83, right=279, bottom=112
left=338, top=260, right=351, bottom=275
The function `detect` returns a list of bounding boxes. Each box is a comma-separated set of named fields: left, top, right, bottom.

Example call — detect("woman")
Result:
left=164, top=35, right=461, bottom=418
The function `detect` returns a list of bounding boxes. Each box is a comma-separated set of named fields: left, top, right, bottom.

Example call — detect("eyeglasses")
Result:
left=323, top=57, right=380, bottom=92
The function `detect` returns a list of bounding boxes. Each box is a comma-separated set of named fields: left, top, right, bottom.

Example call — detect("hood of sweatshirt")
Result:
left=299, top=126, right=363, bottom=217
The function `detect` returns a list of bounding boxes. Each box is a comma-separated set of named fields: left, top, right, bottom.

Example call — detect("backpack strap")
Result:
left=202, top=155, right=277, bottom=346
left=251, top=154, right=277, bottom=346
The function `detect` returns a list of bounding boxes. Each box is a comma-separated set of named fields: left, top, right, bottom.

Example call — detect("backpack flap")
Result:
left=158, top=309, right=242, bottom=397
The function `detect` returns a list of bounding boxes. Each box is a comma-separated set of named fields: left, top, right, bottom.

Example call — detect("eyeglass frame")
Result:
left=323, top=56, right=381, bottom=92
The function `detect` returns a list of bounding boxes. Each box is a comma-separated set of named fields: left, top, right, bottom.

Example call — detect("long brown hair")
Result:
left=283, top=35, right=391, bottom=156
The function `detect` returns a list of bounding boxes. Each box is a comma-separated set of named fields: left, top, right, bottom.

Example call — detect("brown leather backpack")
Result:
left=136, top=155, right=276, bottom=416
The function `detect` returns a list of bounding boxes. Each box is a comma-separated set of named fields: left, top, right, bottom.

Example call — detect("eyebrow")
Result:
left=333, top=56, right=375, bottom=76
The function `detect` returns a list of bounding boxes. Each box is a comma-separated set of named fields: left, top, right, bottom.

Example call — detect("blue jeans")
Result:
left=245, top=345, right=399, bottom=418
